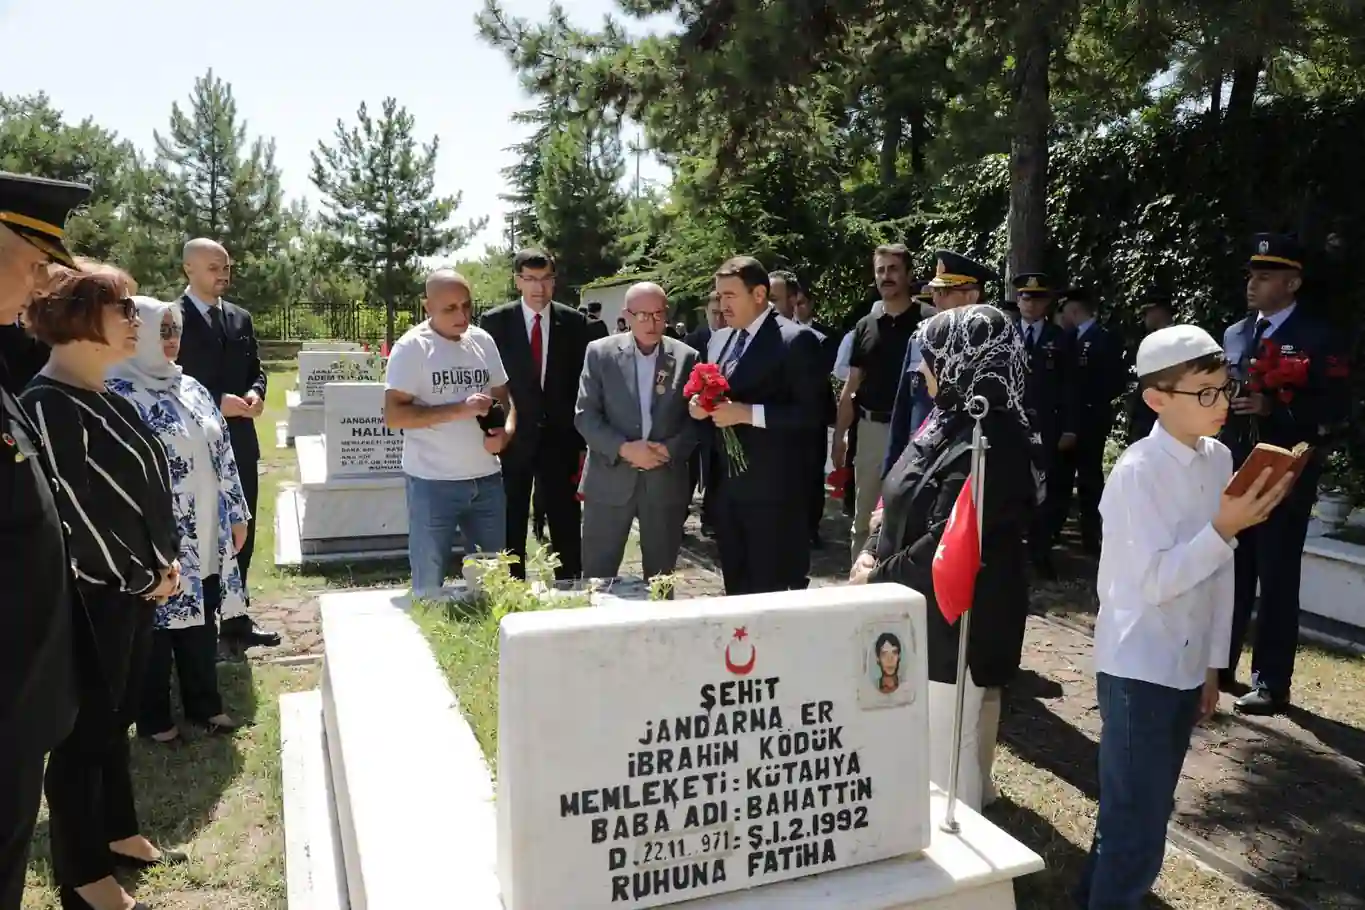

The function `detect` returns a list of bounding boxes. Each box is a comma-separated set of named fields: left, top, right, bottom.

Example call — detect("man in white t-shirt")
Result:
left=385, top=269, right=515, bottom=596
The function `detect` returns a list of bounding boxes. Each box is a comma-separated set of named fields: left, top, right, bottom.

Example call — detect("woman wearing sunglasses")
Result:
left=20, top=269, right=182, bottom=910
left=107, top=298, right=247, bottom=745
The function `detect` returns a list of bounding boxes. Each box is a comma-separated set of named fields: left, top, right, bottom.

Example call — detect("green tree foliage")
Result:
left=309, top=97, right=487, bottom=345
left=152, top=70, right=295, bottom=308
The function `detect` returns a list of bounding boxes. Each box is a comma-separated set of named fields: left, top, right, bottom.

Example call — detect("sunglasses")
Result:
left=108, top=297, right=138, bottom=322
left=159, top=322, right=182, bottom=340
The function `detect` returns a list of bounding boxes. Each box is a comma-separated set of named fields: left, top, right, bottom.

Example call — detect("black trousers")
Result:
left=804, top=428, right=828, bottom=540
left=1051, top=424, right=1107, bottom=549
left=713, top=487, right=809, bottom=595
left=1229, top=481, right=1315, bottom=698
left=502, top=441, right=582, bottom=580
left=1028, top=444, right=1058, bottom=564
left=137, top=576, right=224, bottom=736
left=842, top=416, right=859, bottom=517
left=45, top=589, right=151, bottom=890
left=0, top=746, right=45, bottom=910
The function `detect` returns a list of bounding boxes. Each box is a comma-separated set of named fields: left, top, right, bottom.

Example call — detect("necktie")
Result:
left=1252, top=317, right=1271, bottom=349
left=530, top=312, right=544, bottom=386
left=1025, top=324, right=1036, bottom=352
left=723, top=329, right=749, bottom=376
left=208, top=305, right=227, bottom=343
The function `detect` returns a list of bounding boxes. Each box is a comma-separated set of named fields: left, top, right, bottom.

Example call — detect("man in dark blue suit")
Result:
left=683, top=291, right=723, bottom=534
left=1221, top=233, right=1351, bottom=714
left=690, top=257, right=825, bottom=594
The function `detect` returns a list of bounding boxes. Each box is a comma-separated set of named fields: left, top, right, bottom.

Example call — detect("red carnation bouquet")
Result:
left=1249, top=340, right=1311, bottom=404
left=684, top=363, right=749, bottom=475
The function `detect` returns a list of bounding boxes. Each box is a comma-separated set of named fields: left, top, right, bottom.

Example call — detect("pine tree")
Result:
left=532, top=119, right=628, bottom=303
left=309, top=97, right=486, bottom=346
left=152, top=69, right=292, bottom=309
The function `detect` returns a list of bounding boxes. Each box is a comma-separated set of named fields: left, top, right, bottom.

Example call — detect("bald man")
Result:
left=176, top=238, right=279, bottom=651
left=575, top=282, right=698, bottom=580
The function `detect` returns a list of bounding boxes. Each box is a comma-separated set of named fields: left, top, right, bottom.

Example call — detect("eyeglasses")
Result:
left=627, top=310, right=666, bottom=323
left=516, top=273, right=556, bottom=285
left=159, top=323, right=182, bottom=340
left=1159, top=380, right=1239, bottom=407
left=109, top=297, right=138, bottom=322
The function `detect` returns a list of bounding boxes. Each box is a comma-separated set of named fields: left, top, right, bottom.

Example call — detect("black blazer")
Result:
left=1020, top=320, right=1075, bottom=445
left=0, top=370, right=75, bottom=750
left=479, top=301, right=591, bottom=463
left=176, top=296, right=267, bottom=464
left=700, top=313, right=826, bottom=501
left=0, top=324, right=49, bottom=393
left=1222, top=307, right=1350, bottom=472
left=587, top=319, right=611, bottom=342
left=1067, top=322, right=1128, bottom=436
left=867, top=412, right=1034, bottom=688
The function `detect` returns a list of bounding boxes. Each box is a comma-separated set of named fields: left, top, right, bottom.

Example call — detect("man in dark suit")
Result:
left=1013, top=273, right=1074, bottom=579
left=1222, top=234, right=1350, bottom=714
left=585, top=301, right=611, bottom=341
left=1125, top=290, right=1174, bottom=445
left=1051, top=286, right=1127, bottom=554
left=690, top=257, right=825, bottom=594
left=0, top=172, right=89, bottom=910
left=480, top=248, right=591, bottom=580
left=176, top=238, right=279, bottom=650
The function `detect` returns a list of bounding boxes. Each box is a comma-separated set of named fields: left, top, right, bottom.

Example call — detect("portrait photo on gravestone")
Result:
left=858, top=620, right=916, bottom=709
left=496, top=585, right=931, bottom=910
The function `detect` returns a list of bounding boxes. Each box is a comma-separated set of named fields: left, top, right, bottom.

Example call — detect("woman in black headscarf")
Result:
left=852, top=303, right=1041, bottom=812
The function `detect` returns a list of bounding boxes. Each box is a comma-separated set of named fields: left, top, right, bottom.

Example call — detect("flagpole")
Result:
left=941, top=394, right=990, bottom=835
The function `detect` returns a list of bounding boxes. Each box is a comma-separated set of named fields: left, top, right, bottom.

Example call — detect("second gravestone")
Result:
left=299, top=351, right=379, bottom=404
left=324, top=383, right=402, bottom=477
left=497, top=585, right=930, bottom=910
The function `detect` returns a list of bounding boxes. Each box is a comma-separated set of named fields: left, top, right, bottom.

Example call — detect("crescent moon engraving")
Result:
left=725, top=642, right=756, bottom=676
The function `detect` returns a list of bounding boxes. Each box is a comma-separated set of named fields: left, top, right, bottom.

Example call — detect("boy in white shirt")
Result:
left=1075, top=325, right=1293, bottom=909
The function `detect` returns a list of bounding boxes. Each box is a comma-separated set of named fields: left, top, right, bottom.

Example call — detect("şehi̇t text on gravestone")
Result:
left=557, top=628, right=874, bottom=904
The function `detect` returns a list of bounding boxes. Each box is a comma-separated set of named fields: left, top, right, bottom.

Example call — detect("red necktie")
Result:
left=530, top=312, right=544, bottom=386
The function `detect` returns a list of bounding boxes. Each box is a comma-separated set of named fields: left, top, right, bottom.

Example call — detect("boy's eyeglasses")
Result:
left=1159, top=380, right=1240, bottom=408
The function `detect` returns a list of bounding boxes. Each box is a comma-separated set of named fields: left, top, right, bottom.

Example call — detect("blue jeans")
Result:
left=1076, top=673, right=1201, bottom=909
left=405, top=473, right=506, bottom=597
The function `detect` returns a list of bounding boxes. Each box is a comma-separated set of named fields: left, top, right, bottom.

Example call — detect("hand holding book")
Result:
left=1214, top=465, right=1296, bottom=541
left=1225, top=442, right=1312, bottom=497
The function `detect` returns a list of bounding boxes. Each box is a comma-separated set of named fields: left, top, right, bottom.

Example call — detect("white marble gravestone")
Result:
left=324, top=383, right=403, bottom=477
left=301, top=341, right=362, bottom=351
left=497, top=585, right=931, bottom=910
left=298, top=351, right=377, bottom=405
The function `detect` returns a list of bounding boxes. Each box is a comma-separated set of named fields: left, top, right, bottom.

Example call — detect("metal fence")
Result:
left=254, top=300, right=426, bottom=344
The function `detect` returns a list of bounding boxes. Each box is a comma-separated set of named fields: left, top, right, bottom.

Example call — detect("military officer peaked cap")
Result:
left=1012, top=272, right=1053, bottom=294
left=1139, top=287, right=1172, bottom=310
left=927, top=250, right=999, bottom=289
left=0, top=172, right=91, bottom=267
left=910, top=278, right=933, bottom=302
left=1247, top=233, right=1304, bottom=272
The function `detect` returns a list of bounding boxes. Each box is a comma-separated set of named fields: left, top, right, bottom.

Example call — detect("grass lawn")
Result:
left=22, top=663, right=319, bottom=910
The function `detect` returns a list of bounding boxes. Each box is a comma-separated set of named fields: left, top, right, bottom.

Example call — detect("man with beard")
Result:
left=0, top=172, right=90, bottom=910
left=176, top=238, right=280, bottom=651
left=832, top=244, right=922, bottom=562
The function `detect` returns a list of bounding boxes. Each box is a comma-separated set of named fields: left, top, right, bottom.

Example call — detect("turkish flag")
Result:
left=380, top=341, right=390, bottom=357
left=932, top=476, right=981, bottom=625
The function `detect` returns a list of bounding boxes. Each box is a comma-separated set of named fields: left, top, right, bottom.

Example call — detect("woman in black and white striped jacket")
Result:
left=20, top=266, right=182, bottom=910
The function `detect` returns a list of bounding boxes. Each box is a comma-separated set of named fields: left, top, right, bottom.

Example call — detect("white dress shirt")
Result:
left=1020, top=319, right=1044, bottom=348
left=520, top=300, right=550, bottom=386
left=833, top=300, right=885, bottom=382
left=183, top=287, right=218, bottom=320
left=706, top=306, right=775, bottom=429
left=1094, top=422, right=1237, bottom=691
left=634, top=342, right=659, bottom=440
left=1075, top=316, right=1096, bottom=339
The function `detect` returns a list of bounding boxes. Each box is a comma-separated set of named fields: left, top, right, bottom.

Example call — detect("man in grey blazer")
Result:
left=575, top=282, right=700, bottom=580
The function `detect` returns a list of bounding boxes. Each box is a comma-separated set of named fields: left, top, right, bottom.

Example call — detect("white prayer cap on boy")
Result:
left=1135, top=324, right=1224, bottom=377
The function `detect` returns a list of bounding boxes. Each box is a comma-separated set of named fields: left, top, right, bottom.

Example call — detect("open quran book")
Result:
left=1226, top=441, right=1313, bottom=498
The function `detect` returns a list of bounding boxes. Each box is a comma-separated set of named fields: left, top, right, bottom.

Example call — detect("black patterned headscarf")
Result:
left=914, top=304, right=1047, bottom=501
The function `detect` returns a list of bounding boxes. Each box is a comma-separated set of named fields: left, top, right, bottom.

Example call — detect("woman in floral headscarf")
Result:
left=107, top=297, right=248, bottom=743
left=852, top=303, right=1041, bottom=811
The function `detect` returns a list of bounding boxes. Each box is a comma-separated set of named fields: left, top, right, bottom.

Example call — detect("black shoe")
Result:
left=221, top=618, right=281, bottom=649
left=1233, top=687, right=1288, bottom=716
left=111, top=847, right=189, bottom=869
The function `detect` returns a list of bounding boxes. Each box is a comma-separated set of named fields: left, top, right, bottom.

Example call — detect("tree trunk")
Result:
left=878, top=107, right=902, bottom=185
left=908, top=102, right=927, bottom=176
left=1006, top=14, right=1052, bottom=300
left=1209, top=70, right=1223, bottom=121
left=1225, top=56, right=1262, bottom=123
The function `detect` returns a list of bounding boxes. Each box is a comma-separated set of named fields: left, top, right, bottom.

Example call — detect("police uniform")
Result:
left=1050, top=286, right=1127, bottom=553
left=1012, top=273, right=1074, bottom=577
left=1125, top=290, right=1174, bottom=445
left=884, top=255, right=1000, bottom=475
left=0, top=172, right=90, bottom=910
left=1222, top=234, right=1351, bottom=714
